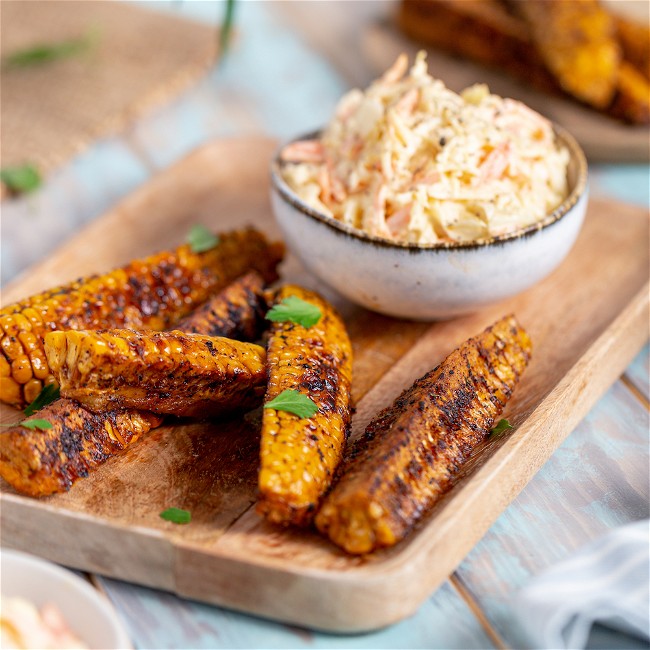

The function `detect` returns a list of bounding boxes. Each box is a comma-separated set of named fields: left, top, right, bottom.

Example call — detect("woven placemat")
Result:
left=1, top=1, right=216, bottom=191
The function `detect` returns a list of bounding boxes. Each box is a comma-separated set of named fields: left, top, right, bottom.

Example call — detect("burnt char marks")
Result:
left=174, top=272, right=268, bottom=342
left=299, top=352, right=342, bottom=415
left=315, top=315, right=532, bottom=554
left=0, top=398, right=159, bottom=496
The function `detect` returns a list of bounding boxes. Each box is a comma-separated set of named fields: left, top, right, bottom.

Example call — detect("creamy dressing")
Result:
left=281, top=52, right=570, bottom=244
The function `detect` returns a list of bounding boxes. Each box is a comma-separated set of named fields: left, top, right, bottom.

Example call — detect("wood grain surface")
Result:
left=1, top=136, right=648, bottom=632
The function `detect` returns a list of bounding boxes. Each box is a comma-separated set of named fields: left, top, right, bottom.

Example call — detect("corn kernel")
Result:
left=0, top=376, right=22, bottom=406
left=18, top=331, right=38, bottom=353
left=30, top=351, right=50, bottom=379
left=1, top=334, right=23, bottom=360
left=24, top=378, right=43, bottom=405
left=21, top=308, right=44, bottom=328
left=11, top=356, right=33, bottom=384
left=0, top=355, right=10, bottom=377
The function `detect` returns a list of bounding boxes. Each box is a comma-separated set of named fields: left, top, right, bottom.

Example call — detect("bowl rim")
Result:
left=270, top=122, right=588, bottom=251
left=0, top=548, right=133, bottom=649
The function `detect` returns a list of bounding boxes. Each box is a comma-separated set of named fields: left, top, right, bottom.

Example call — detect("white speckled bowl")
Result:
left=270, top=124, right=588, bottom=320
left=1, top=549, right=132, bottom=649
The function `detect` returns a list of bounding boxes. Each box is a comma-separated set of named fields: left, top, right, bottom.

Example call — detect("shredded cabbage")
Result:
left=281, top=52, right=570, bottom=244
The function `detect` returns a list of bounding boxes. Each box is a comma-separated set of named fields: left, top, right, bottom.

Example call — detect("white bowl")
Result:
left=0, top=549, right=132, bottom=649
left=270, top=125, right=588, bottom=320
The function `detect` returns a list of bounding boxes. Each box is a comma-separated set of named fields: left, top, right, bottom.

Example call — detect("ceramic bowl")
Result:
left=0, top=548, right=132, bottom=649
left=270, top=125, right=588, bottom=320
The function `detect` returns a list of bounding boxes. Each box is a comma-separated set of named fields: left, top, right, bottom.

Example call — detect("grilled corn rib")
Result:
left=0, top=228, right=283, bottom=408
left=258, top=286, right=353, bottom=527
left=45, top=330, right=267, bottom=418
left=174, top=271, right=268, bottom=341
left=0, top=400, right=162, bottom=497
left=508, top=0, right=620, bottom=109
left=0, top=274, right=272, bottom=497
left=315, top=315, right=531, bottom=554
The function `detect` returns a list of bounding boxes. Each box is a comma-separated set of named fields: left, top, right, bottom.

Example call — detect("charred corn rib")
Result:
left=45, top=330, right=267, bottom=417
left=0, top=274, right=272, bottom=497
left=511, top=0, right=620, bottom=109
left=0, top=228, right=283, bottom=409
left=398, top=0, right=648, bottom=124
left=315, top=315, right=531, bottom=554
left=0, top=399, right=162, bottom=498
left=258, top=286, right=353, bottom=527
left=615, top=15, right=650, bottom=82
left=174, top=271, right=268, bottom=341
left=609, top=61, right=650, bottom=125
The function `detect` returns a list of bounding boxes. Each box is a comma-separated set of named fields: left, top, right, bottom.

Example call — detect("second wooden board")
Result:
left=1, top=137, right=648, bottom=632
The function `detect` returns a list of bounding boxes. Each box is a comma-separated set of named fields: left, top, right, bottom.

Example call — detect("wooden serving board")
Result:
left=1, top=137, right=648, bottom=633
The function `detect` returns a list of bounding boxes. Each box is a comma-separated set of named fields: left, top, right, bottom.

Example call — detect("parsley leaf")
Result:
left=490, top=419, right=514, bottom=437
left=3, top=30, right=97, bottom=68
left=187, top=225, right=219, bottom=253
left=264, top=389, right=318, bottom=418
left=159, top=507, right=191, bottom=525
left=266, top=296, right=322, bottom=328
left=0, top=164, right=41, bottom=194
left=20, top=418, right=53, bottom=431
left=24, top=384, right=60, bottom=416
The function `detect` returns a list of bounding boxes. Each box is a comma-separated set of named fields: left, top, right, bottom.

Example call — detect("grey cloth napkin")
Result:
left=515, top=519, right=650, bottom=649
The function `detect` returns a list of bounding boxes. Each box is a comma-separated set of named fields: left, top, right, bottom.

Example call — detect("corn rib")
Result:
left=0, top=399, right=162, bottom=498
left=257, top=285, right=353, bottom=526
left=0, top=273, right=272, bottom=497
left=315, top=315, right=531, bottom=554
left=174, top=271, right=268, bottom=341
left=45, top=330, right=266, bottom=417
left=0, top=228, right=283, bottom=408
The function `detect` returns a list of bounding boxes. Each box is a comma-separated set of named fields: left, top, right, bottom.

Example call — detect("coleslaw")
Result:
left=281, top=52, right=570, bottom=244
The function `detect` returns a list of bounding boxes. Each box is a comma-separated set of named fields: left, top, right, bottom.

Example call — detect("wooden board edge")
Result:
left=0, top=494, right=176, bottom=591
left=0, top=135, right=278, bottom=304
left=168, top=282, right=649, bottom=632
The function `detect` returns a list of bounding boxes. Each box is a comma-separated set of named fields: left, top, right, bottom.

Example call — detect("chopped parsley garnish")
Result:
left=3, top=30, right=98, bottom=68
left=490, top=418, right=514, bottom=437
left=187, top=225, right=219, bottom=253
left=0, top=164, right=41, bottom=194
left=20, top=418, right=53, bottom=431
left=159, top=507, right=191, bottom=524
left=263, top=389, right=318, bottom=418
left=266, top=296, right=322, bottom=328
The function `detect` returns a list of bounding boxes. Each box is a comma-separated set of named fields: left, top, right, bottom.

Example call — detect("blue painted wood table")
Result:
left=1, top=2, right=648, bottom=648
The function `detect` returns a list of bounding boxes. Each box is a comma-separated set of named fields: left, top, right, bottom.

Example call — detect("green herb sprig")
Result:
left=24, top=384, right=60, bottom=416
left=187, top=225, right=219, bottom=253
left=3, top=29, right=98, bottom=69
left=0, top=418, right=53, bottom=431
left=0, top=164, right=41, bottom=195
left=264, top=389, right=318, bottom=419
left=266, top=296, right=322, bottom=329
left=160, top=507, right=191, bottom=524
left=490, top=419, right=514, bottom=437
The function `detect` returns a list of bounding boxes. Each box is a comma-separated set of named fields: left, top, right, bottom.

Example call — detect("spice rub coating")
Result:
left=315, top=314, right=531, bottom=554
left=258, top=286, right=353, bottom=527
left=45, top=329, right=267, bottom=418
left=0, top=228, right=283, bottom=409
left=0, top=274, right=274, bottom=497
left=0, top=399, right=161, bottom=497
left=174, top=271, right=268, bottom=341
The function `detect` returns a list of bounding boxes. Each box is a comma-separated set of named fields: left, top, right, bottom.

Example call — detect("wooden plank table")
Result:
left=1, top=2, right=648, bottom=648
